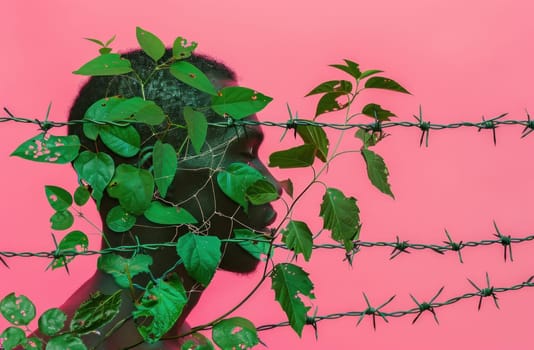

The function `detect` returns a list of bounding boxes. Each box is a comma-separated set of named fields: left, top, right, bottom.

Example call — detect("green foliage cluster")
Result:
left=1, top=27, right=409, bottom=349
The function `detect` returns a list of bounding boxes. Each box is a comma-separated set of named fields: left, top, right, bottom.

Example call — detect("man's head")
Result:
left=68, top=49, right=279, bottom=279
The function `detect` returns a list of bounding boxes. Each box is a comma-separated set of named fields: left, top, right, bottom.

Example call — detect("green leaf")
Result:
left=106, top=205, right=136, bottom=232
left=361, top=148, right=394, bottom=198
left=11, top=133, right=80, bottom=164
left=281, top=221, right=313, bottom=261
left=181, top=333, right=214, bottom=350
left=359, top=69, right=383, bottom=80
left=233, top=229, right=271, bottom=261
left=170, top=61, right=217, bottom=96
left=305, top=80, right=352, bottom=96
left=271, top=263, right=315, bottom=336
left=211, top=86, right=273, bottom=119
left=38, top=308, right=66, bottom=336
left=153, top=141, right=177, bottom=198
left=362, top=103, right=396, bottom=121
left=50, top=210, right=74, bottom=231
left=329, top=59, right=361, bottom=80
left=0, top=293, right=36, bottom=326
left=73, top=53, right=132, bottom=76
left=314, top=92, right=349, bottom=118
left=97, top=253, right=153, bottom=289
left=45, top=185, right=73, bottom=211
left=184, top=107, right=208, bottom=154
left=172, top=37, right=197, bottom=59
left=144, top=201, right=197, bottom=225
left=0, top=326, right=25, bottom=350
left=133, top=273, right=187, bottom=343
left=70, top=290, right=121, bottom=335
left=136, top=27, right=165, bottom=62
left=296, top=123, right=329, bottom=162
left=108, top=97, right=166, bottom=125
left=45, top=334, right=86, bottom=350
left=99, top=125, right=141, bottom=158
left=364, top=76, right=410, bottom=94
left=73, top=151, right=115, bottom=208
left=51, top=231, right=89, bottom=269
left=73, top=185, right=90, bottom=206
left=176, top=233, right=221, bottom=286
left=245, top=179, right=280, bottom=205
left=216, top=162, right=264, bottom=212
left=22, top=337, right=43, bottom=350
left=268, top=144, right=316, bottom=168
left=107, top=164, right=154, bottom=215
left=355, top=129, right=380, bottom=148
left=212, top=317, right=259, bottom=350
left=84, top=96, right=125, bottom=122
left=320, top=188, right=360, bottom=251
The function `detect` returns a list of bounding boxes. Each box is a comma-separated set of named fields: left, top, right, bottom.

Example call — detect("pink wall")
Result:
left=3, top=1, right=534, bottom=348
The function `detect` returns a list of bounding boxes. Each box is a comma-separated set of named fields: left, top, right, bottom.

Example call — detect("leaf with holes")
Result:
left=84, top=96, right=125, bottom=122
left=314, top=92, right=349, bottom=118
left=153, top=141, right=177, bottom=199
left=281, top=221, right=313, bottom=261
left=184, top=107, right=207, bottom=154
left=108, top=97, right=166, bottom=125
left=0, top=326, right=25, bottom=349
left=181, top=333, right=215, bottom=350
left=23, top=336, right=43, bottom=350
left=320, top=188, right=360, bottom=251
left=50, top=210, right=74, bottom=231
left=136, top=26, right=165, bottom=62
left=73, top=53, right=132, bottom=76
left=211, top=86, right=273, bottom=120
left=46, top=334, right=86, bottom=350
left=70, top=290, right=121, bottom=335
left=176, top=233, right=221, bottom=286
left=97, top=253, right=153, bottom=289
left=329, top=59, right=362, bottom=80
left=133, top=273, right=187, bottom=344
left=0, top=294, right=36, bottom=326
left=245, top=179, right=279, bottom=205
left=170, top=61, right=217, bottom=96
left=73, top=151, right=115, bottom=208
left=144, top=201, right=197, bottom=225
left=217, top=162, right=264, bottom=212
left=212, top=317, right=259, bottom=350
left=51, top=231, right=89, bottom=269
left=173, top=36, right=197, bottom=59
left=271, top=263, right=315, bottom=336
left=362, top=103, right=396, bottom=121
left=296, top=122, right=329, bottom=162
left=107, top=164, right=154, bottom=215
left=233, top=229, right=272, bottom=261
left=269, top=144, right=316, bottom=169
left=362, top=148, right=394, bottom=198
left=305, top=80, right=352, bottom=96
left=38, top=308, right=67, bottom=336
left=355, top=129, right=381, bottom=148
left=106, top=205, right=136, bottom=232
left=11, top=133, right=80, bottom=164
left=45, top=185, right=73, bottom=211
left=365, top=76, right=410, bottom=94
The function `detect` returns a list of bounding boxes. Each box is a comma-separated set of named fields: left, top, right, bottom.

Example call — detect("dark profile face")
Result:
left=165, top=113, right=280, bottom=273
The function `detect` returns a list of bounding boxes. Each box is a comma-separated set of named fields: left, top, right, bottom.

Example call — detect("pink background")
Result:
left=3, top=1, right=534, bottom=349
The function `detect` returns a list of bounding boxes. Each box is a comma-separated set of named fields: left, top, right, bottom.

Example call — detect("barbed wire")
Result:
left=256, top=272, right=534, bottom=333
left=0, top=223, right=527, bottom=268
left=2, top=110, right=534, bottom=146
